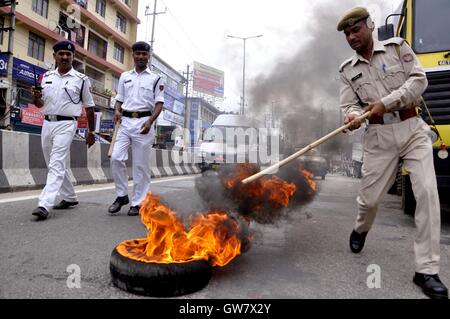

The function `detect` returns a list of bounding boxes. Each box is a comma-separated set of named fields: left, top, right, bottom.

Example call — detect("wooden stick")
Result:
left=241, top=111, right=371, bottom=184
left=108, top=122, right=121, bottom=158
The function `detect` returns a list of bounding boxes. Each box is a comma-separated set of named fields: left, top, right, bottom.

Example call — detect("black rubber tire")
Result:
left=110, top=248, right=212, bottom=297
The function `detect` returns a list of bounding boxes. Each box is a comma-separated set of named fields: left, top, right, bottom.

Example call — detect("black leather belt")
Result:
left=44, top=115, right=77, bottom=121
left=122, top=110, right=152, bottom=118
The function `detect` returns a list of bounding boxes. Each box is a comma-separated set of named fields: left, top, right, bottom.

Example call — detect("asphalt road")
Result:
left=1, top=173, right=449, bottom=299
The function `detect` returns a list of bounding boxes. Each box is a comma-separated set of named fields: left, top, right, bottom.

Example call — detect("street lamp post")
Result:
left=227, top=34, right=263, bottom=115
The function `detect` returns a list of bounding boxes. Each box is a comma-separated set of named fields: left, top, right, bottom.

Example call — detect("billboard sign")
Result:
left=12, top=58, right=47, bottom=85
left=192, top=61, right=224, bottom=98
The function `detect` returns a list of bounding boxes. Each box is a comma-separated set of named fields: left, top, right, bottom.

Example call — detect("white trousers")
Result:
left=110, top=116, right=155, bottom=207
left=354, top=117, right=441, bottom=274
left=38, top=120, right=78, bottom=211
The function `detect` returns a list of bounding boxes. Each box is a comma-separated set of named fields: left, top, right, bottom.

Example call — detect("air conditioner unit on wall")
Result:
left=60, top=29, right=69, bottom=39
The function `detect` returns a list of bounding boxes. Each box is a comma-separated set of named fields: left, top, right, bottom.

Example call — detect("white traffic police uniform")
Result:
left=111, top=67, right=165, bottom=207
left=38, top=67, right=95, bottom=211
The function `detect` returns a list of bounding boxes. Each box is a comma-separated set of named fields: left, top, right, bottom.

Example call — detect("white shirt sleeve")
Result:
left=115, top=73, right=126, bottom=103
left=82, top=77, right=95, bottom=107
left=154, top=76, right=165, bottom=104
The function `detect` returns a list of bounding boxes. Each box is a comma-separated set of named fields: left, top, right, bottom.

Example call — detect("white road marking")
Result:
left=0, top=175, right=199, bottom=204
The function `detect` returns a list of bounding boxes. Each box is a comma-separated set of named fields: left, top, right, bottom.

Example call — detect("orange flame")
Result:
left=301, top=169, right=317, bottom=191
left=116, top=164, right=317, bottom=267
left=116, top=193, right=242, bottom=267
left=223, top=163, right=298, bottom=210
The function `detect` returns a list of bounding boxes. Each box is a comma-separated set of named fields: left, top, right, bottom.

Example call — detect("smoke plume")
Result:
left=247, top=0, right=390, bottom=154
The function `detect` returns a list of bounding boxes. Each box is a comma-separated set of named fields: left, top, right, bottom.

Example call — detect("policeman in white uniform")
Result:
left=108, top=41, right=165, bottom=216
left=31, top=40, right=96, bottom=221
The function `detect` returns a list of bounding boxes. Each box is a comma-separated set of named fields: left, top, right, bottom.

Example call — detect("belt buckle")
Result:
left=131, top=112, right=139, bottom=118
left=48, top=115, right=57, bottom=121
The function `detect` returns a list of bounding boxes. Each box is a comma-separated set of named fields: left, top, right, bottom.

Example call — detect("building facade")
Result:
left=0, top=0, right=139, bottom=137
left=188, top=97, right=221, bottom=148
left=150, top=53, right=186, bottom=149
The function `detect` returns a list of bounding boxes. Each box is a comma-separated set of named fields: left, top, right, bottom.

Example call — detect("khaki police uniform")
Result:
left=38, top=67, right=95, bottom=211
left=111, top=67, right=165, bottom=207
left=339, top=38, right=441, bottom=275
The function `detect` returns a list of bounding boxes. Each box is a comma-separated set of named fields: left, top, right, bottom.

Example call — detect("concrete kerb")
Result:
left=0, top=130, right=200, bottom=193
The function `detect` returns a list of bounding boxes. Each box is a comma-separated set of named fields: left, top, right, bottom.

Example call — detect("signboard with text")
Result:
left=12, top=58, right=47, bottom=85
left=91, top=91, right=111, bottom=108
left=0, top=53, right=9, bottom=76
left=192, top=61, right=224, bottom=98
left=21, top=104, right=44, bottom=126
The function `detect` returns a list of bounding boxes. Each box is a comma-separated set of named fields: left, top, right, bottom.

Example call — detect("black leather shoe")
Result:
left=349, top=230, right=368, bottom=253
left=108, top=195, right=129, bottom=214
left=53, top=200, right=79, bottom=210
left=413, top=273, right=449, bottom=299
left=32, top=207, right=49, bottom=221
left=128, top=206, right=140, bottom=216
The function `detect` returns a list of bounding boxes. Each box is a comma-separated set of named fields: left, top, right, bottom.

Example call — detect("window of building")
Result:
left=74, top=25, right=86, bottom=47
left=95, top=0, right=106, bottom=17
left=59, top=12, right=84, bottom=44
left=74, top=0, right=87, bottom=9
left=88, top=31, right=107, bottom=59
left=85, top=66, right=105, bottom=92
left=32, top=0, right=49, bottom=18
left=116, top=13, right=127, bottom=33
left=121, top=0, right=130, bottom=7
left=113, top=43, right=125, bottom=63
left=28, top=32, right=45, bottom=61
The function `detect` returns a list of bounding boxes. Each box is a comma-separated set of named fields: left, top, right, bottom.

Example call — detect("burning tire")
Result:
left=110, top=248, right=212, bottom=297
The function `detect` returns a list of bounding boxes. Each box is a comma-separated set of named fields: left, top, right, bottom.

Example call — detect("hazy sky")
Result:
left=136, top=0, right=401, bottom=113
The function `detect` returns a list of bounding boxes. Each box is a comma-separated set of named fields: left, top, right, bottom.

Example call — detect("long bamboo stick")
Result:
left=108, top=122, right=121, bottom=158
left=241, top=111, right=371, bottom=184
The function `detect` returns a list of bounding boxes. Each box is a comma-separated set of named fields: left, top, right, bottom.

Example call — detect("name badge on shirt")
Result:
left=351, top=73, right=363, bottom=82
left=124, top=80, right=132, bottom=84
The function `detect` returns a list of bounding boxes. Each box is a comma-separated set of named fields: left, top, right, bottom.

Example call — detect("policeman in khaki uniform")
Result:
left=108, top=41, right=165, bottom=216
left=337, top=7, right=448, bottom=299
left=31, top=40, right=96, bottom=221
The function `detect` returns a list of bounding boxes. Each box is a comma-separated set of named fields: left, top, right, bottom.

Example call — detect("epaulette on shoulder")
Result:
left=75, top=72, right=87, bottom=80
left=43, top=70, right=55, bottom=77
left=382, top=37, right=405, bottom=47
left=339, top=58, right=352, bottom=72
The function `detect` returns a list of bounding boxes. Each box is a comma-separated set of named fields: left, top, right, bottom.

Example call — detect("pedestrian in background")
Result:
left=108, top=41, right=165, bottom=216
left=337, top=6, right=447, bottom=299
left=31, top=40, right=96, bottom=221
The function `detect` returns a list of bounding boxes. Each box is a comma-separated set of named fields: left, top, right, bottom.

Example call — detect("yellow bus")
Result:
left=378, top=0, right=450, bottom=214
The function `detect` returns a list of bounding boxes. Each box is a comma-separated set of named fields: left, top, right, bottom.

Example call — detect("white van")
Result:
left=199, top=114, right=262, bottom=171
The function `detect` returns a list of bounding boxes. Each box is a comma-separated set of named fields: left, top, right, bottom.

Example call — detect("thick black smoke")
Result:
left=247, top=0, right=390, bottom=155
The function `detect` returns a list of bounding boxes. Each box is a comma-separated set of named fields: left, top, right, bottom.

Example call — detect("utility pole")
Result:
left=183, top=64, right=192, bottom=147
left=144, top=1, right=166, bottom=67
left=0, top=0, right=16, bottom=128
